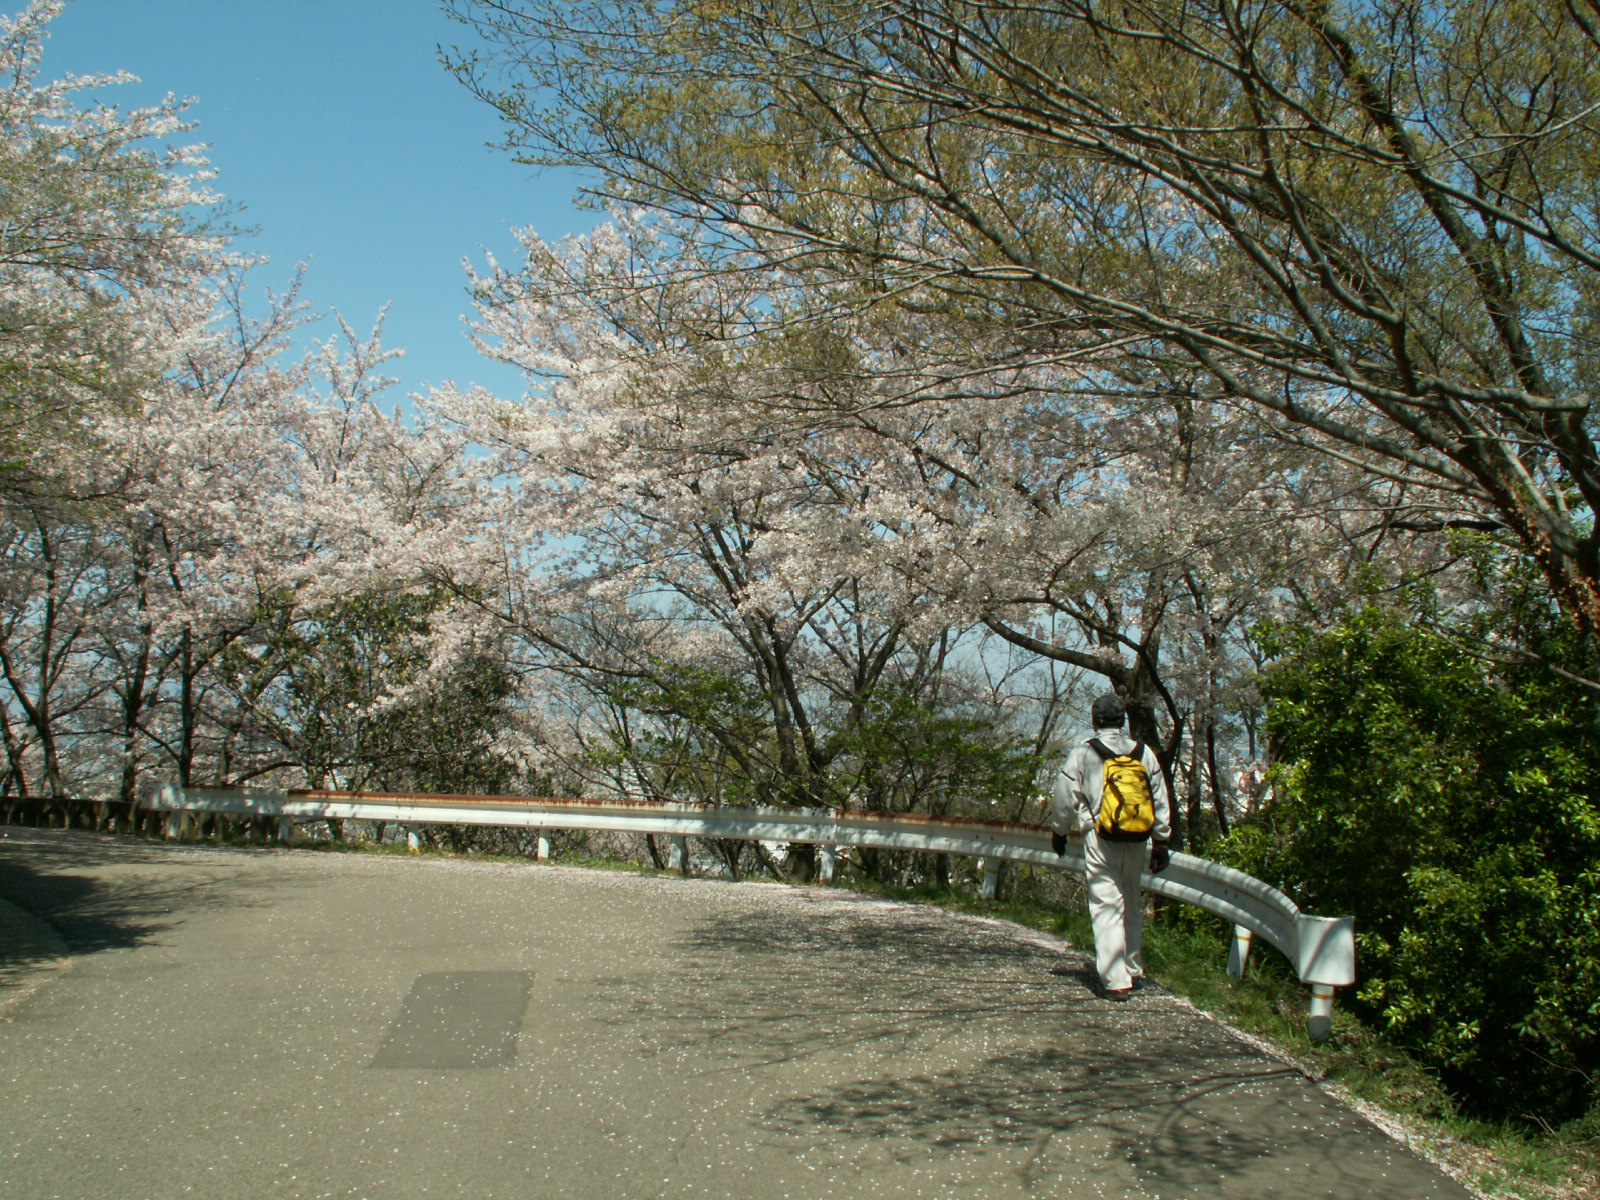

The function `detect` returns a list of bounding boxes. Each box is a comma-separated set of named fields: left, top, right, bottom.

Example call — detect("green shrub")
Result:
left=1231, top=592, right=1600, bottom=1123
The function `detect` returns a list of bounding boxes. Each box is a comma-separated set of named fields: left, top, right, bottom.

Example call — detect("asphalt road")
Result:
left=0, top=829, right=1472, bottom=1200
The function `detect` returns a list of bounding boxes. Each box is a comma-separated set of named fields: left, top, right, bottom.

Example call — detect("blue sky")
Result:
left=45, top=0, right=597, bottom=402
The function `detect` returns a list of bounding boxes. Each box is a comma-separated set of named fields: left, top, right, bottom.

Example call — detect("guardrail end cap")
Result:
left=1296, top=914, right=1356, bottom=987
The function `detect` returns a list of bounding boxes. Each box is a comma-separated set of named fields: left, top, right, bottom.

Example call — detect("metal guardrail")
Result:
left=148, top=784, right=1355, bottom=1038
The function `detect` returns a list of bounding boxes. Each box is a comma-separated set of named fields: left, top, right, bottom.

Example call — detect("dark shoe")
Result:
left=1102, top=987, right=1133, bottom=1001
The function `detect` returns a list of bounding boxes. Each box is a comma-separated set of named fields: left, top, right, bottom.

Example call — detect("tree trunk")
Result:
left=1206, top=718, right=1230, bottom=838
left=643, top=832, right=666, bottom=869
left=178, top=625, right=196, bottom=787
left=118, top=560, right=154, bottom=809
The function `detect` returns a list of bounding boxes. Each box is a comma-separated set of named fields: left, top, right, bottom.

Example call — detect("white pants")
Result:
left=1084, top=829, right=1147, bottom=991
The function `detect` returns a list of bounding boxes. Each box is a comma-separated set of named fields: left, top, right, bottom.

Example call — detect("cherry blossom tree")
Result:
left=417, top=215, right=1070, bottom=841
left=0, top=0, right=227, bottom=806
left=421, top=209, right=1454, bottom=840
left=0, top=0, right=223, bottom=486
left=449, top=0, right=1600, bottom=668
left=0, top=2, right=541, bottom=813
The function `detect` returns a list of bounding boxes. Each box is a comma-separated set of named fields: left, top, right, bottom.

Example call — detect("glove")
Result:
left=1051, top=831, right=1068, bottom=856
left=1149, top=840, right=1171, bottom=874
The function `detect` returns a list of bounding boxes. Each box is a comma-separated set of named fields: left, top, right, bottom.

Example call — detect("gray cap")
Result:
left=1091, top=693, right=1126, bottom=727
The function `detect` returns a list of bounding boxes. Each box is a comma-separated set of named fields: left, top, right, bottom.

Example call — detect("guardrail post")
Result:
left=979, top=857, right=1000, bottom=900
left=668, top=836, right=689, bottom=875
left=1309, top=984, right=1336, bottom=1041
left=1226, top=925, right=1254, bottom=979
left=1294, top=915, right=1355, bottom=1043
left=406, top=826, right=422, bottom=854
left=536, top=830, right=551, bottom=862
left=278, top=818, right=293, bottom=846
left=818, top=845, right=836, bottom=885
left=164, top=810, right=183, bottom=840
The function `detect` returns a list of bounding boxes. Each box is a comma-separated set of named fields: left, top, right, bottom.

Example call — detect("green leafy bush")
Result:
left=1224, top=591, right=1600, bottom=1123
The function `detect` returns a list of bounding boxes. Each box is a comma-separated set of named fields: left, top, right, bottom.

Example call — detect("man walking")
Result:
left=1051, top=693, right=1172, bottom=999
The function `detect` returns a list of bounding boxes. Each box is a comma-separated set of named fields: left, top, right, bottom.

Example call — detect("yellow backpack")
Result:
left=1089, top=738, right=1156, bottom=841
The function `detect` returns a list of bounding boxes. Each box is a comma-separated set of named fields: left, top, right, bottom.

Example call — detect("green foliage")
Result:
left=604, top=660, right=1039, bottom=822
left=1224, top=584, right=1600, bottom=1123
left=825, top=688, right=1038, bottom=818
left=604, top=661, right=781, bottom=806
left=266, top=588, right=523, bottom=795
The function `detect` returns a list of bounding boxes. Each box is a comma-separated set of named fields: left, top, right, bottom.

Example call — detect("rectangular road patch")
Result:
left=370, top=971, right=534, bottom=1069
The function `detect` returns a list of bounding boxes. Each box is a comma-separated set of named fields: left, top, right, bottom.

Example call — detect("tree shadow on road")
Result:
left=588, top=895, right=1093, bottom=1069
left=588, top=893, right=1470, bottom=1200
left=761, top=1041, right=1458, bottom=1200
left=0, top=829, right=280, bottom=963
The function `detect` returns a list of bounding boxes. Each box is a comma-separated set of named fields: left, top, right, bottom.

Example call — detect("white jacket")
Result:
left=1051, top=726, right=1172, bottom=842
